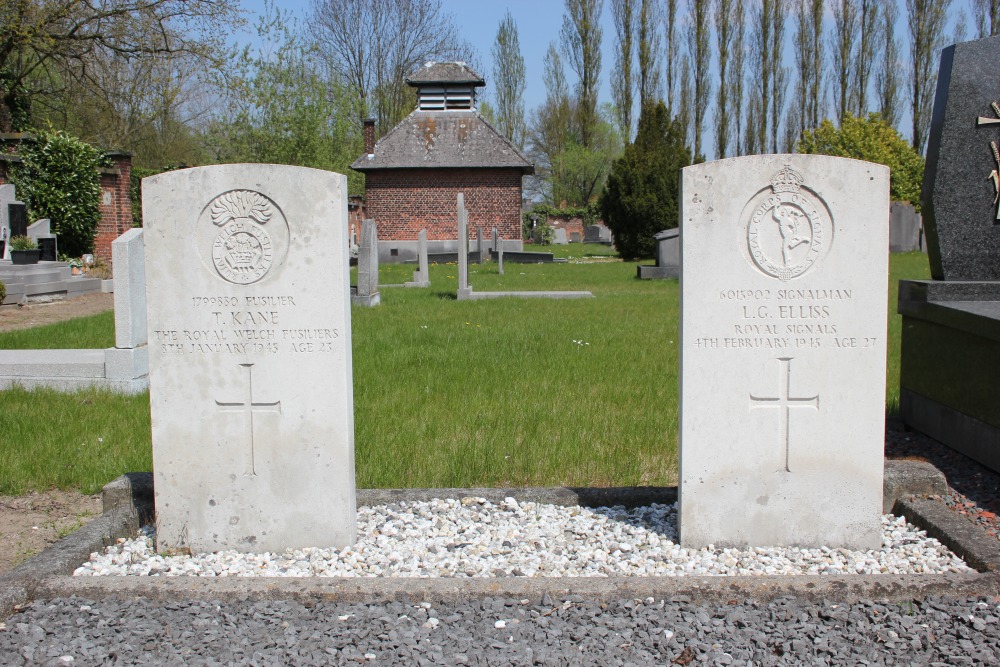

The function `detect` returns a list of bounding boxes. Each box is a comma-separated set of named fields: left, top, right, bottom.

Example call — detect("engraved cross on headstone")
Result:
left=976, top=101, right=1000, bottom=220
left=215, top=363, right=281, bottom=477
left=749, top=357, right=819, bottom=472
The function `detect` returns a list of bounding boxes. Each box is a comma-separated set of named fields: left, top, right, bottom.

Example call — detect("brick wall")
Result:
left=365, top=168, right=524, bottom=241
left=546, top=216, right=586, bottom=241
left=93, top=152, right=133, bottom=265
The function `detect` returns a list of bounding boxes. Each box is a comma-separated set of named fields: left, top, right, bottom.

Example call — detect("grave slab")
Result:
left=680, top=155, right=889, bottom=549
left=142, top=164, right=356, bottom=554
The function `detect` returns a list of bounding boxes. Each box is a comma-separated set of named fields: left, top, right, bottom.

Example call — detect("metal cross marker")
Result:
left=749, top=357, right=819, bottom=473
left=215, top=363, right=281, bottom=477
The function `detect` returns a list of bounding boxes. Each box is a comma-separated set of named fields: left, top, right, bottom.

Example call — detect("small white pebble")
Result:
left=495, top=620, right=506, bottom=629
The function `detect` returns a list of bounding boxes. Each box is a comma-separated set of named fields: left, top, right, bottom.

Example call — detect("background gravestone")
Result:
left=680, top=155, right=889, bottom=549
left=922, top=36, right=1000, bottom=280
left=889, top=202, right=923, bottom=253
left=143, top=164, right=356, bottom=554
left=353, top=218, right=380, bottom=306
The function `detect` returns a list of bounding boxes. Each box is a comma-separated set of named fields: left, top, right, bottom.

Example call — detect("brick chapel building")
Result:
left=350, top=62, right=533, bottom=259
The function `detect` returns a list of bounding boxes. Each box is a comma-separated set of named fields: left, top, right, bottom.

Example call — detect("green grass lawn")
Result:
left=0, top=252, right=931, bottom=495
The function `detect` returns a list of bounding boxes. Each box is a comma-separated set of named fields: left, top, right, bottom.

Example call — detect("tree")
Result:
left=769, top=0, right=788, bottom=152
left=0, top=0, right=241, bottom=132
left=207, top=7, right=363, bottom=193
left=611, top=0, right=636, bottom=140
left=907, top=0, right=951, bottom=154
left=528, top=43, right=573, bottom=202
left=831, top=0, right=858, bottom=124
left=663, top=0, right=680, bottom=116
left=686, top=0, right=712, bottom=160
left=730, top=0, right=747, bottom=155
left=492, top=12, right=527, bottom=150
left=637, top=0, right=662, bottom=108
left=806, top=0, right=825, bottom=130
left=600, top=101, right=694, bottom=260
left=974, top=0, right=1000, bottom=36
left=561, top=0, right=604, bottom=148
left=309, top=0, right=474, bottom=135
left=797, top=112, right=924, bottom=207
left=855, top=0, right=879, bottom=115
left=750, top=0, right=775, bottom=152
left=10, top=130, right=103, bottom=257
left=876, top=0, right=901, bottom=128
left=716, top=0, right=736, bottom=159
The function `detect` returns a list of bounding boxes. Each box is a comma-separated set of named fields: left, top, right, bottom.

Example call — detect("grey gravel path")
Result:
left=2, top=594, right=998, bottom=666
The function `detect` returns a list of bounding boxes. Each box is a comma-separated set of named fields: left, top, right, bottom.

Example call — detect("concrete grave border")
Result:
left=2, top=460, right=998, bottom=622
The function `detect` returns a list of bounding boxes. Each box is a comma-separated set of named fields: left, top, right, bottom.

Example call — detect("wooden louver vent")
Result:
left=417, top=85, right=475, bottom=110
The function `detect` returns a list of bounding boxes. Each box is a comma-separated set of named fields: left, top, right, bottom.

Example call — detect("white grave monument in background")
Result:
left=143, top=165, right=356, bottom=554
left=680, top=155, right=888, bottom=549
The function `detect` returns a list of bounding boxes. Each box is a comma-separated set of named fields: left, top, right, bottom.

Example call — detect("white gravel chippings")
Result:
left=74, top=499, right=970, bottom=578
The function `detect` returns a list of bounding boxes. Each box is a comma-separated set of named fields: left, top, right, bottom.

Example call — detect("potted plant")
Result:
left=9, top=235, right=42, bottom=265
left=68, top=258, right=83, bottom=275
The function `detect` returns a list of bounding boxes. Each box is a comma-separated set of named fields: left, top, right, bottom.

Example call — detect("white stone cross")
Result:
left=215, top=363, right=282, bottom=477
left=749, top=357, right=819, bottom=473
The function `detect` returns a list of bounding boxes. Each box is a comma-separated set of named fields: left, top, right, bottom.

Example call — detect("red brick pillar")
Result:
left=363, top=118, right=376, bottom=154
left=93, top=151, right=133, bottom=265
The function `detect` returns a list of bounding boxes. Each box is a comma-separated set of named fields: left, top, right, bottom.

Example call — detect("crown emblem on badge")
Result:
left=770, top=165, right=804, bottom=194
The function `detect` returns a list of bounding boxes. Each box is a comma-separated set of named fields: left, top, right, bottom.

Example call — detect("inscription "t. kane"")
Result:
left=215, top=363, right=282, bottom=476
left=749, top=357, right=820, bottom=472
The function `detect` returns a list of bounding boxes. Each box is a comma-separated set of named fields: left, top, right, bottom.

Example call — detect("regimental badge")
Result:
left=743, top=165, right=832, bottom=282
left=209, top=190, right=275, bottom=285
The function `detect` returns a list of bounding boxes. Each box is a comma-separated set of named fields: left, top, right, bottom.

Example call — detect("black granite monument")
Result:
left=898, top=35, right=1000, bottom=473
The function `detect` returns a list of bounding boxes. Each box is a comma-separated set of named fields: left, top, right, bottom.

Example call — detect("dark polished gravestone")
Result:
left=922, top=36, right=1000, bottom=280
left=899, top=35, right=1000, bottom=474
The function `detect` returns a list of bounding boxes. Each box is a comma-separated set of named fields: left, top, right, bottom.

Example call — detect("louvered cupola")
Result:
left=407, top=61, right=483, bottom=111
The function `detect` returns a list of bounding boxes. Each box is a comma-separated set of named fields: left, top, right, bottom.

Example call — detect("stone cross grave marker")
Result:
left=143, top=164, right=356, bottom=554
left=923, top=35, right=1000, bottom=280
left=353, top=218, right=380, bottom=306
left=405, top=229, right=430, bottom=287
left=476, top=226, right=484, bottom=263
left=457, top=193, right=472, bottom=299
left=679, top=155, right=889, bottom=549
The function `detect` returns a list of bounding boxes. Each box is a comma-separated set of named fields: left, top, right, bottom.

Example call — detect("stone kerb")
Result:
left=142, top=164, right=356, bottom=554
left=680, top=154, right=890, bottom=550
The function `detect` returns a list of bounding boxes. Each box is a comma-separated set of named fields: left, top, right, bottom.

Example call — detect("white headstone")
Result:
left=680, top=155, right=889, bottom=550
left=143, top=164, right=356, bottom=554
left=405, top=229, right=430, bottom=288
left=353, top=218, right=380, bottom=306
left=457, top=193, right=471, bottom=299
left=112, top=228, right=147, bottom=349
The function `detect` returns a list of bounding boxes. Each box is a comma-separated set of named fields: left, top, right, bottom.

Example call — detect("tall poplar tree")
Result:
left=750, top=0, right=774, bottom=151
left=716, top=0, right=735, bottom=158
left=974, top=0, right=1000, bottom=35
left=687, top=0, right=712, bottom=159
left=637, top=0, right=662, bottom=109
left=664, top=0, right=679, bottom=115
left=907, top=0, right=950, bottom=154
left=561, top=0, right=604, bottom=148
left=855, top=0, right=879, bottom=115
left=491, top=12, right=527, bottom=149
left=876, top=0, right=900, bottom=128
left=770, top=0, right=788, bottom=152
left=831, top=0, right=858, bottom=124
left=730, top=0, right=747, bottom=155
left=611, top=0, right=636, bottom=140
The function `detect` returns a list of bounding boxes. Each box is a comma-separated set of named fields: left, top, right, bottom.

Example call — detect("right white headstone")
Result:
left=680, top=155, right=889, bottom=550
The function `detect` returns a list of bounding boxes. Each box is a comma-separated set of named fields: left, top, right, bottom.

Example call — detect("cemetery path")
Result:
left=0, top=292, right=113, bottom=333
left=0, top=490, right=102, bottom=575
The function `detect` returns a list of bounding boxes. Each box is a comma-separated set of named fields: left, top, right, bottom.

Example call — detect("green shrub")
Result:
left=599, top=102, right=694, bottom=260
left=9, top=235, right=37, bottom=250
left=797, top=113, right=925, bottom=210
left=10, top=129, right=104, bottom=257
left=0, top=280, right=6, bottom=304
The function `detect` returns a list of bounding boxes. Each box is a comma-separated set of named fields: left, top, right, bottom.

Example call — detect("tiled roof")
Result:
left=351, top=112, right=534, bottom=173
left=405, top=62, right=485, bottom=86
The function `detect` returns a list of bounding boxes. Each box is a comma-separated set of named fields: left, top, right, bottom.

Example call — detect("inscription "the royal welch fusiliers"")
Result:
left=153, top=293, right=338, bottom=354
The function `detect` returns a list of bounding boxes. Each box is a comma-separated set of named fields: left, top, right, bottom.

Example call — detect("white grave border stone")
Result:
left=679, top=154, right=889, bottom=551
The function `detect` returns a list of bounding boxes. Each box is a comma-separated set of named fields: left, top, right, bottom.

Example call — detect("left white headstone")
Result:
left=143, top=164, right=356, bottom=554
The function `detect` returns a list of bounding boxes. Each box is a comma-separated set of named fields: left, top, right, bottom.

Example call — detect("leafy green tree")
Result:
left=206, top=6, right=363, bottom=193
left=599, top=101, right=694, bottom=260
left=10, top=129, right=103, bottom=257
left=796, top=112, right=924, bottom=208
